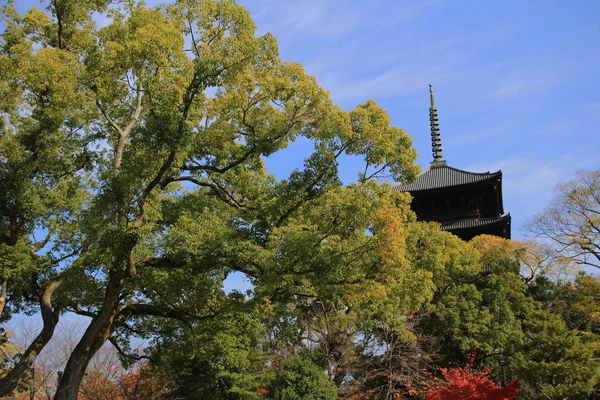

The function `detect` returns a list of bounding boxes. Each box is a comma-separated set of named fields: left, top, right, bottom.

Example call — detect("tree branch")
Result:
left=115, top=303, right=218, bottom=329
left=108, top=337, right=150, bottom=363
left=166, top=176, right=248, bottom=211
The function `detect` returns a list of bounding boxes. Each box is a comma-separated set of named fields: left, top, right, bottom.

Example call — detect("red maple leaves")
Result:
left=425, top=363, right=520, bottom=400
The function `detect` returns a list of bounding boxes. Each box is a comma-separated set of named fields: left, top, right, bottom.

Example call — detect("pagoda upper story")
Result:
left=394, top=84, right=511, bottom=241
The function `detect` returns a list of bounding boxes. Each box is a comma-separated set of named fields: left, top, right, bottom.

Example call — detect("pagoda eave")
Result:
left=441, top=214, right=511, bottom=241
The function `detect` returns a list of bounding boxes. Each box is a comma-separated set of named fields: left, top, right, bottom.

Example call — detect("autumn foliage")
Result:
left=425, top=364, right=520, bottom=400
left=79, top=366, right=175, bottom=400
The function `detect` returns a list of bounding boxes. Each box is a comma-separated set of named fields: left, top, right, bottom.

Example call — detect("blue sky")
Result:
left=238, top=0, right=600, bottom=239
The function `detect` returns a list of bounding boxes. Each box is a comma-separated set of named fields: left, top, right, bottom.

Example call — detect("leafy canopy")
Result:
left=0, top=0, right=421, bottom=397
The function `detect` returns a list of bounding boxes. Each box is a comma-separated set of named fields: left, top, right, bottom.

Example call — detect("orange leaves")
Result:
left=338, top=389, right=378, bottom=400
left=257, top=387, right=270, bottom=395
left=371, top=206, right=406, bottom=266
left=79, top=366, right=175, bottom=400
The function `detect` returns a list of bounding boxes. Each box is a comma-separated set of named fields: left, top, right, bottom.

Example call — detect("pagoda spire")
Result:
left=429, top=83, right=444, bottom=164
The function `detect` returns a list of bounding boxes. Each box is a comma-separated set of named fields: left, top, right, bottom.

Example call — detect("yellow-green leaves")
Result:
left=176, top=0, right=259, bottom=69
left=406, top=223, right=481, bottom=288
left=1, top=2, right=428, bottom=395
left=93, top=6, right=189, bottom=108
left=25, top=49, right=89, bottom=124
left=261, top=182, right=426, bottom=315
left=347, top=100, right=419, bottom=183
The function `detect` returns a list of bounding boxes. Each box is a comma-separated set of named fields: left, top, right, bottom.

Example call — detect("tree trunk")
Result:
left=0, top=280, right=60, bottom=397
left=54, top=276, right=122, bottom=400
left=0, top=280, right=7, bottom=319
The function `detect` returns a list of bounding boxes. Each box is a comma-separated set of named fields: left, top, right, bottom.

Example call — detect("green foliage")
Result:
left=2, top=1, right=598, bottom=399
left=509, top=309, right=598, bottom=399
left=554, top=272, right=600, bottom=335
left=417, top=235, right=598, bottom=399
left=269, top=357, right=338, bottom=400
left=150, top=293, right=272, bottom=399
left=410, top=233, right=509, bottom=364
left=526, top=274, right=561, bottom=308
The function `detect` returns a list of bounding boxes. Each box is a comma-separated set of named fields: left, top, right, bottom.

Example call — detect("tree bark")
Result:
left=0, top=280, right=7, bottom=319
left=0, top=280, right=60, bottom=397
left=54, top=148, right=173, bottom=400
left=53, top=275, right=122, bottom=400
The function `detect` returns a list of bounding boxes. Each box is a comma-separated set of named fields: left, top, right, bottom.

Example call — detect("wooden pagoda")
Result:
left=395, top=84, right=511, bottom=241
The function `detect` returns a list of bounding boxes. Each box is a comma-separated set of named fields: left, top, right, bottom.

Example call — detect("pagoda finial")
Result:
left=429, top=83, right=444, bottom=164
left=429, top=83, right=435, bottom=108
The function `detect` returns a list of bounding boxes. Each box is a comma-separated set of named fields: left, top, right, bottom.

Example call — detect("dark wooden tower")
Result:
left=395, top=84, right=511, bottom=241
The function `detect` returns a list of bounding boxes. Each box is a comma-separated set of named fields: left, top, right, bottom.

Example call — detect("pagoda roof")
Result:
left=394, top=161, right=502, bottom=193
left=440, top=214, right=511, bottom=232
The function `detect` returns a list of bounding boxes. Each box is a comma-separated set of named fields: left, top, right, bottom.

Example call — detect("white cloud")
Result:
left=320, top=61, right=459, bottom=102
left=529, top=118, right=575, bottom=138
left=244, top=0, right=447, bottom=43
left=489, top=60, right=571, bottom=101
left=446, top=122, right=510, bottom=150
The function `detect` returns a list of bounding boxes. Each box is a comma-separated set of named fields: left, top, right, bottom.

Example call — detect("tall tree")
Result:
left=0, top=0, right=99, bottom=393
left=527, top=170, right=600, bottom=269
left=1, top=0, right=419, bottom=398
